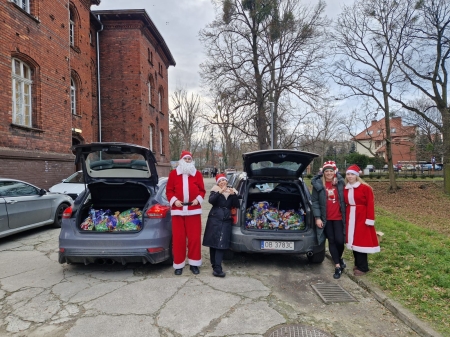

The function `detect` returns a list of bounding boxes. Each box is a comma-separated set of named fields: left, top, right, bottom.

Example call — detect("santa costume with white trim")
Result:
left=166, top=151, right=206, bottom=269
left=344, top=164, right=380, bottom=254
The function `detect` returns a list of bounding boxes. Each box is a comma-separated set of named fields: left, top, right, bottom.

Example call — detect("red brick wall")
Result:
left=0, top=0, right=98, bottom=187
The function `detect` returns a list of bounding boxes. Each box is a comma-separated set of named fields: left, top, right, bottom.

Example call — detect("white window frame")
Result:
left=159, top=130, right=163, bottom=154
left=12, top=58, right=32, bottom=127
left=69, top=9, right=75, bottom=46
left=70, top=77, right=76, bottom=115
left=149, top=125, right=154, bottom=151
left=13, top=0, right=30, bottom=13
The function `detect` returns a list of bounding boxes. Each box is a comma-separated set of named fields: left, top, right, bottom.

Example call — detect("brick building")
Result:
left=352, top=117, right=418, bottom=164
left=0, top=1, right=175, bottom=188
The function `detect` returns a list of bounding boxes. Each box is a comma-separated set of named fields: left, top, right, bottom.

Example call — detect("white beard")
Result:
left=178, top=159, right=196, bottom=176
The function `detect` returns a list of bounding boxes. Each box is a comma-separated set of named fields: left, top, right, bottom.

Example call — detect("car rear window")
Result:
left=85, top=151, right=150, bottom=179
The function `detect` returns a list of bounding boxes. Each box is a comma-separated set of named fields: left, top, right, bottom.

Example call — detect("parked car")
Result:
left=49, top=171, right=85, bottom=201
left=0, top=178, right=72, bottom=239
left=419, top=163, right=443, bottom=171
left=365, top=164, right=375, bottom=172
left=383, top=164, right=399, bottom=172
left=228, top=149, right=326, bottom=263
left=58, top=143, right=172, bottom=265
left=401, top=164, right=416, bottom=171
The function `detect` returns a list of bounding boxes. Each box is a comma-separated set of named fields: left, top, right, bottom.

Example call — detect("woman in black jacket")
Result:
left=202, top=174, right=240, bottom=277
left=311, top=161, right=346, bottom=279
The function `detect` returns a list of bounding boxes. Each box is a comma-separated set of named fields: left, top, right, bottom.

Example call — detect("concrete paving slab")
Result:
left=83, top=278, right=187, bottom=315
left=206, top=301, right=285, bottom=336
left=12, top=292, right=60, bottom=323
left=5, top=287, right=45, bottom=307
left=203, top=276, right=270, bottom=299
left=4, top=315, right=31, bottom=333
left=66, top=315, right=159, bottom=337
left=158, top=283, right=241, bottom=336
left=68, top=281, right=126, bottom=303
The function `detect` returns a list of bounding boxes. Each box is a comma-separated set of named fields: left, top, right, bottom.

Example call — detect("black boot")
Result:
left=333, top=267, right=342, bottom=279
left=213, top=265, right=225, bottom=277
left=339, top=258, right=347, bottom=270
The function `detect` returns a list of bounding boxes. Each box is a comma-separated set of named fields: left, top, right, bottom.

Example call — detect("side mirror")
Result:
left=39, top=189, right=47, bottom=196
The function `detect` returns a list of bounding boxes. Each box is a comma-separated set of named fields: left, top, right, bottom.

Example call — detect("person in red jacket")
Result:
left=344, top=164, right=380, bottom=276
left=166, top=151, right=206, bottom=275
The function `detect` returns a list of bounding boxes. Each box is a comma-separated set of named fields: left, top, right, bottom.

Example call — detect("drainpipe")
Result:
left=95, top=14, right=103, bottom=142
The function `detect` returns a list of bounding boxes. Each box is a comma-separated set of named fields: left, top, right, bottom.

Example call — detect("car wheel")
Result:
left=53, top=203, right=69, bottom=228
left=307, top=249, right=325, bottom=264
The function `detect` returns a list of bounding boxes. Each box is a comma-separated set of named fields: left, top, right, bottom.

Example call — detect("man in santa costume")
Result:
left=166, top=151, right=206, bottom=275
left=344, top=164, right=380, bottom=276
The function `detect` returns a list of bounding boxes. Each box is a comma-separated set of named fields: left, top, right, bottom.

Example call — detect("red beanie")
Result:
left=180, top=150, right=192, bottom=160
left=322, top=161, right=338, bottom=176
left=346, top=164, right=361, bottom=176
left=216, top=174, right=227, bottom=183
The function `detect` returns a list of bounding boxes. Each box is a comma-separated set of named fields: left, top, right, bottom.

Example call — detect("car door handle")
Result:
left=6, top=200, right=17, bottom=204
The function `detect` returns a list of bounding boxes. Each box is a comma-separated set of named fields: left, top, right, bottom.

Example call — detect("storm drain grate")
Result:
left=265, top=324, right=331, bottom=337
left=311, top=283, right=358, bottom=304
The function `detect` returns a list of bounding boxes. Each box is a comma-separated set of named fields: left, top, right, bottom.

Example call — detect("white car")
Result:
left=49, top=171, right=85, bottom=200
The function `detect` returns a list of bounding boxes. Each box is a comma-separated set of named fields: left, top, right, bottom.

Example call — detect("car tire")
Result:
left=53, top=203, right=69, bottom=228
left=307, top=249, right=325, bottom=264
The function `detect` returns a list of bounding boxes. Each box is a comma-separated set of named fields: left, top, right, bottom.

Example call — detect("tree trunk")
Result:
left=441, top=107, right=450, bottom=194
left=383, top=87, right=398, bottom=191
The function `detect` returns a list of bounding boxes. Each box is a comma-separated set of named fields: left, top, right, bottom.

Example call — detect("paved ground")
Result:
left=0, top=177, right=437, bottom=337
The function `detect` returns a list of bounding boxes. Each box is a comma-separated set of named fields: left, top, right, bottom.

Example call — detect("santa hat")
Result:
left=216, top=174, right=227, bottom=184
left=180, top=150, right=192, bottom=160
left=322, top=161, right=338, bottom=176
left=346, top=164, right=362, bottom=176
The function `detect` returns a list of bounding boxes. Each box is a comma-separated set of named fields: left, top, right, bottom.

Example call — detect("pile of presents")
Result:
left=80, top=207, right=142, bottom=232
left=245, top=201, right=305, bottom=230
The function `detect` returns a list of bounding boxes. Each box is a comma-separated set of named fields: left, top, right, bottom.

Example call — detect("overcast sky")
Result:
left=94, top=0, right=355, bottom=104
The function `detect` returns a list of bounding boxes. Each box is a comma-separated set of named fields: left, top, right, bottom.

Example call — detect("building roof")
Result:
left=92, top=9, right=176, bottom=67
left=353, top=116, right=416, bottom=141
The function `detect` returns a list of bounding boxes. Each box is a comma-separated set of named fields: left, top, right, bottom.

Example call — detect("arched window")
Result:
left=70, top=77, right=77, bottom=115
left=12, top=58, right=32, bottom=127
left=147, top=76, right=153, bottom=106
left=149, top=124, right=155, bottom=151
left=158, top=89, right=162, bottom=112
left=159, top=129, right=164, bottom=155
left=69, top=8, right=75, bottom=46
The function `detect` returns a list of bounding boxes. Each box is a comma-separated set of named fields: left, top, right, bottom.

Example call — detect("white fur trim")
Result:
left=170, top=196, right=177, bottom=206
left=196, top=195, right=204, bottom=204
left=188, top=258, right=202, bottom=266
left=346, top=169, right=360, bottom=176
left=346, top=244, right=380, bottom=253
left=182, top=174, right=189, bottom=203
left=170, top=208, right=203, bottom=216
left=365, top=219, right=375, bottom=226
left=173, top=261, right=186, bottom=269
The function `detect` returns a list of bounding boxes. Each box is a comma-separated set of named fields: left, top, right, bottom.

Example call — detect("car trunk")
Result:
left=243, top=182, right=308, bottom=231
left=77, top=181, right=151, bottom=232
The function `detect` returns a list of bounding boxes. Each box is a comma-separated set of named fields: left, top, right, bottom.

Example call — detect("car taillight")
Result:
left=146, top=204, right=170, bottom=219
left=231, top=207, right=238, bottom=225
left=147, top=247, right=164, bottom=253
left=62, top=206, right=73, bottom=219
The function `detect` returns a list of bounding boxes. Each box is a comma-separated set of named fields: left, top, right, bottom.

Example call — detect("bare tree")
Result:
left=331, top=0, right=417, bottom=191
left=169, top=88, right=206, bottom=157
left=200, top=0, right=329, bottom=150
left=389, top=0, right=450, bottom=193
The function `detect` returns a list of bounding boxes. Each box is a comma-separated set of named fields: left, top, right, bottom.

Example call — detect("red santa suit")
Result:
left=344, top=182, right=380, bottom=253
left=166, top=166, right=206, bottom=269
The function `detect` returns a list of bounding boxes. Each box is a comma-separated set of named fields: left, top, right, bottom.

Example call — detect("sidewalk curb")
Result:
left=326, top=253, right=443, bottom=337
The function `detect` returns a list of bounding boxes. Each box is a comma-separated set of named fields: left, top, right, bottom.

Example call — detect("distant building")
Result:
left=0, top=1, right=175, bottom=188
left=352, top=117, right=417, bottom=164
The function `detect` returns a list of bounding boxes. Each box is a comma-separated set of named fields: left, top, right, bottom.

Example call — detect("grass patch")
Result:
left=343, top=207, right=450, bottom=335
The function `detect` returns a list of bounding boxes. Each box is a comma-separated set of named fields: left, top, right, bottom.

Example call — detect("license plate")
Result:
left=260, top=241, right=294, bottom=250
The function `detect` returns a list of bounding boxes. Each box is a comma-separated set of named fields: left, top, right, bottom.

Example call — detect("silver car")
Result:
left=58, top=143, right=172, bottom=265
left=0, top=178, right=73, bottom=239
left=49, top=171, right=85, bottom=201
left=229, top=149, right=326, bottom=263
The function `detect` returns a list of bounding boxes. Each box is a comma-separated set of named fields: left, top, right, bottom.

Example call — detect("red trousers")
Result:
left=172, top=214, right=202, bottom=269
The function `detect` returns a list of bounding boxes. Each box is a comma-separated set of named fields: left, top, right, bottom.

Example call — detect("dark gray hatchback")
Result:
left=58, top=143, right=172, bottom=265
left=229, top=149, right=325, bottom=263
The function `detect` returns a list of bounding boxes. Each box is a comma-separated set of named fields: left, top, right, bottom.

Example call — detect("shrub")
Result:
left=376, top=174, right=381, bottom=179
left=430, top=174, right=435, bottom=179
left=412, top=173, right=417, bottom=179
left=307, top=174, right=313, bottom=179
left=421, top=174, right=427, bottom=179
